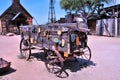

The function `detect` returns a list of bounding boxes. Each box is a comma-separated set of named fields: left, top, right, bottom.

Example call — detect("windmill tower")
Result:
left=48, top=0, right=56, bottom=23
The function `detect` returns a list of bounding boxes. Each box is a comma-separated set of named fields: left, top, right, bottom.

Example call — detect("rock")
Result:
left=6, top=33, right=15, bottom=36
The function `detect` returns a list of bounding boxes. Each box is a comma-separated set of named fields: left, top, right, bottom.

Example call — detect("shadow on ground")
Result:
left=0, top=67, right=16, bottom=76
left=20, top=52, right=96, bottom=78
left=64, top=59, right=96, bottom=72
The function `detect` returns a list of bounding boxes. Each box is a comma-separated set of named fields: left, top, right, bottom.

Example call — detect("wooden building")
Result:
left=0, top=0, right=33, bottom=34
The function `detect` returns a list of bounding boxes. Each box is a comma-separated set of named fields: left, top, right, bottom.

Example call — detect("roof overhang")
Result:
left=100, top=4, right=120, bottom=12
left=11, top=12, right=21, bottom=21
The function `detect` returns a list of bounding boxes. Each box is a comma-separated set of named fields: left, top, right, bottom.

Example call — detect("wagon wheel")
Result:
left=20, top=39, right=31, bottom=60
left=45, top=50, right=68, bottom=78
left=76, top=46, right=91, bottom=64
left=45, top=50, right=62, bottom=73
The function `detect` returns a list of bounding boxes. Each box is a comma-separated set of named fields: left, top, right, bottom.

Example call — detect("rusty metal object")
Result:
left=0, top=58, right=11, bottom=74
left=19, top=23, right=91, bottom=77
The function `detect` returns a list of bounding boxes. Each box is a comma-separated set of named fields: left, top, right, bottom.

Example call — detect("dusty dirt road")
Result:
left=0, top=35, right=120, bottom=80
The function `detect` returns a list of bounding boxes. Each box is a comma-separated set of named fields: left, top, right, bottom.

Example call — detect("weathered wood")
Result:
left=0, top=0, right=33, bottom=33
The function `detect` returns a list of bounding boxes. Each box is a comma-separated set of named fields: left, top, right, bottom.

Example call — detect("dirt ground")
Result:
left=0, top=35, right=120, bottom=80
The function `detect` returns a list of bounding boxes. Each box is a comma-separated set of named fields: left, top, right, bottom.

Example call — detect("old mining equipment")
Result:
left=19, top=22, right=91, bottom=78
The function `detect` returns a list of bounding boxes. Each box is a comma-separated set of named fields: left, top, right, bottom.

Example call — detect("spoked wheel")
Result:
left=45, top=50, right=61, bottom=73
left=55, top=67, right=69, bottom=78
left=20, top=39, right=31, bottom=60
left=45, top=50, right=68, bottom=78
left=76, top=46, right=91, bottom=64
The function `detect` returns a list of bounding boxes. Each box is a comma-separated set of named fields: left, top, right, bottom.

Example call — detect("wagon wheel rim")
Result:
left=45, top=50, right=62, bottom=73
left=77, top=46, right=91, bottom=64
left=20, top=39, right=31, bottom=60
left=56, top=69, right=69, bottom=78
left=45, top=61, right=61, bottom=73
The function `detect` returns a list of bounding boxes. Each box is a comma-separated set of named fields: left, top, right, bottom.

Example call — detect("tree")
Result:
left=60, top=0, right=73, bottom=12
left=60, top=0, right=113, bottom=19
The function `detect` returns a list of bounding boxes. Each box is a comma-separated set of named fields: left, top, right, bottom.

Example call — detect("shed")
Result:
left=0, top=0, right=33, bottom=34
left=96, top=4, right=120, bottom=37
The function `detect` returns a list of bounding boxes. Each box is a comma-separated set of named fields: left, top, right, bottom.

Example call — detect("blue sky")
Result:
left=0, top=0, right=66, bottom=24
left=0, top=0, right=119, bottom=24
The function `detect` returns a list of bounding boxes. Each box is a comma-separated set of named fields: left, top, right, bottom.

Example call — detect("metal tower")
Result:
left=48, top=0, right=56, bottom=23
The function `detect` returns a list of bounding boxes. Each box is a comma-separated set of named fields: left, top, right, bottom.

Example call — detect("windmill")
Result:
left=48, top=0, right=56, bottom=23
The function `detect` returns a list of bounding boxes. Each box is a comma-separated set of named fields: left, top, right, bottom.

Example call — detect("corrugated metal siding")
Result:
left=96, top=18, right=120, bottom=37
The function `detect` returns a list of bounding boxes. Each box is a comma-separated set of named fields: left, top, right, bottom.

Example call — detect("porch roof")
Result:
left=100, top=4, right=120, bottom=12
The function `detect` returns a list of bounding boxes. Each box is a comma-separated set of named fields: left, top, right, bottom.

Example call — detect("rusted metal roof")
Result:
left=0, top=1, right=33, bottom=19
